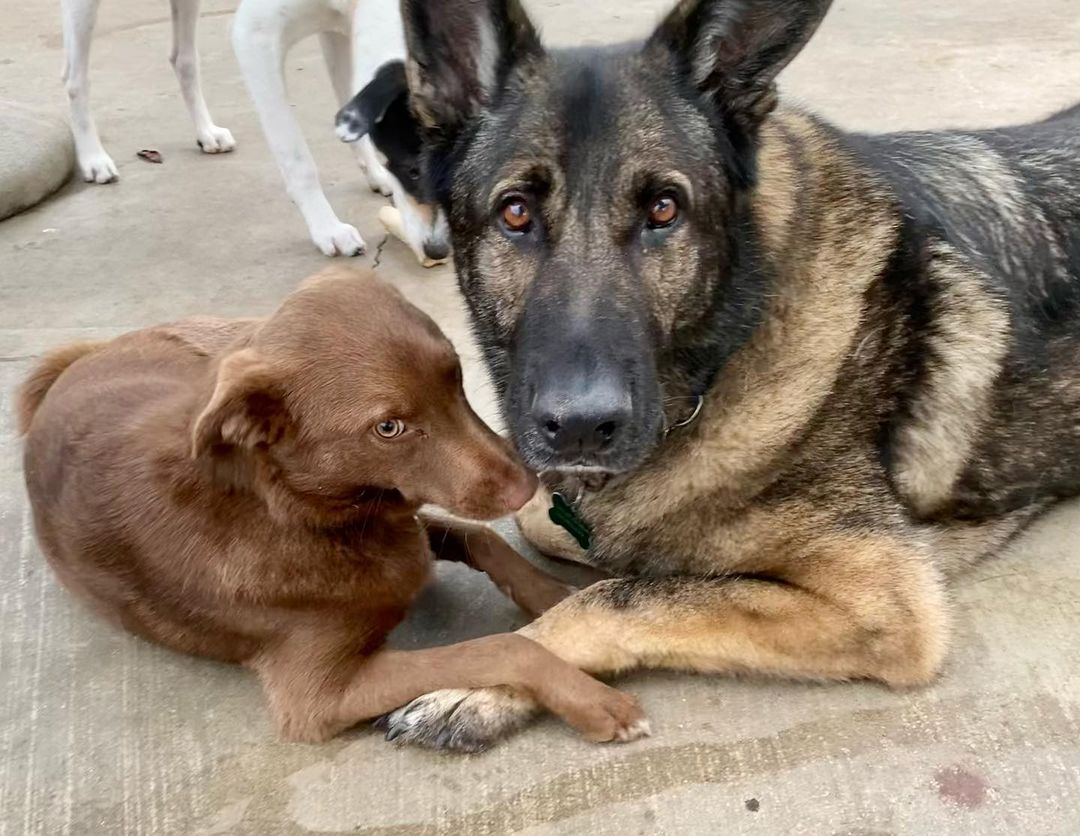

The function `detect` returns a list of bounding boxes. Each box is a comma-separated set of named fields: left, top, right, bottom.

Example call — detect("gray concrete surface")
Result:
left=1, top=0, right=1079, bottom=833
left=0, top=101, right=73, bottom=220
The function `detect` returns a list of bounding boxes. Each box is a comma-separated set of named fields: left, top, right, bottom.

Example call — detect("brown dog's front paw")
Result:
left=381, top=687, right=537, bottom=753
left=576, top=686, right=651, bottom=744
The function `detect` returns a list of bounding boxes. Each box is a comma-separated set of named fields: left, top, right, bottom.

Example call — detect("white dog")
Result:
left=60, top=0, right=235, bottom=184
left=60, top=0, right=444, bottom=260
left=233, top=0, right=443, bottom=258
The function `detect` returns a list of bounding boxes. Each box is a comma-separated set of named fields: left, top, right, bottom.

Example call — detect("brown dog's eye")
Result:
left=647, top=194, right=679, bottom=229
left=500, top=197, right=532, bottom=233
left=374, top=419, right=405, bottom=439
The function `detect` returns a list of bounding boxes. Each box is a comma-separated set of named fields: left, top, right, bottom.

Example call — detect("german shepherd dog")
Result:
left=367, top=0, right=1080, bottom=751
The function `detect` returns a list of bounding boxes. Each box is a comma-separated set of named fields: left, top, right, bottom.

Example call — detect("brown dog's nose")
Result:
left=503, top=468, right=539, bottom=512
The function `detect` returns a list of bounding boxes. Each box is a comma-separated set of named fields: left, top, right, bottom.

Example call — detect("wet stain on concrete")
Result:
left=340, top=694, right=1073, bottom=836
left=933, top=765, right=990, bottom=809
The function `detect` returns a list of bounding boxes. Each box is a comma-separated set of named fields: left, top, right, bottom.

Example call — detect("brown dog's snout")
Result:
left=501, top=461, right=539, bottom=513
left=439, top=418, right=537, bottom=519
left=465, top=434, right=537, bottom=516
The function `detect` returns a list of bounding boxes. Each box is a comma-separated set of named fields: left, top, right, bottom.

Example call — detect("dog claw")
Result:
left=78, top=149, right=119, bottom=184
left=195, top=126, right=236, bottom=154
left=311, top=222, right=366, bottom=258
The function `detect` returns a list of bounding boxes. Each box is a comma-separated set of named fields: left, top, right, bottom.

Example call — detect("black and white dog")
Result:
left=335, top=60, right=449, bottom=267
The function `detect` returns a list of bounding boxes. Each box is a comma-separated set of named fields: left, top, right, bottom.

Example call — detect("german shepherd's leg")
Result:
left=383, top=534, right=949, bottom=751
left=251, top=628, right=646, bottom=746
left=422, top=516, right=575, bottom=618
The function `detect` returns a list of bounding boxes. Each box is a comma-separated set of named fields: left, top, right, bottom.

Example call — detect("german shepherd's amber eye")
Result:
left=647, top=194, right=679, bottom=228
left=500, top=197, right=532, bottom=233
left=374, top=419, right=405, bottom=439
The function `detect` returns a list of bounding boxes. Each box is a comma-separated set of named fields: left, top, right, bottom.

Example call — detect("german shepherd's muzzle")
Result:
left=507, top=253, right=662, bottom=474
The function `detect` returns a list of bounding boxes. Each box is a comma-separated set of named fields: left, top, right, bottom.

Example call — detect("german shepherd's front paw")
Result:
left=380, top=687, right=538, bottom=753
left=380, top=680, right=650, bottom=752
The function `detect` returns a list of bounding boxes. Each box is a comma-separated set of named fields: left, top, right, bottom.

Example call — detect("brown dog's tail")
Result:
left=16, top=342, right=105, bottom=435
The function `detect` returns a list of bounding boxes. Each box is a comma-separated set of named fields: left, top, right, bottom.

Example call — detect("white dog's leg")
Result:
left=348, top=0, right=405, bottom=105
left=347, top=0, right=403, bottom=196
left=353, top=136, right=393, bottom=197
left=232, top=7, right=365, bottom=257
left=319, top=31, right=354, bottom=104
left=321, top=29, right=391, bottom=197
left=169, top=0, right=235, bottom=153
left=61, top=0, right=118, bottom=183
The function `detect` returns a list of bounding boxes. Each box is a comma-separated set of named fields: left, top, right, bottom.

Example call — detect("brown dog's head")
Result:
left=191, top=267, right=535, bottom=524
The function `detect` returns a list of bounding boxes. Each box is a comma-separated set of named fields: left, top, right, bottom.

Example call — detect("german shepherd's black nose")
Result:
left=531, top=371, right=632, bottom=459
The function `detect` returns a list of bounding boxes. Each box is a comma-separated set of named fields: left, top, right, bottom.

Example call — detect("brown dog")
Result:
left=17, top=266, right=647, bottom=744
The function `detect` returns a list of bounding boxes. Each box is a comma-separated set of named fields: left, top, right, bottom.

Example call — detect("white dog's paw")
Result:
left=311, top=221, right=366, bottom=257
left=364, top=166, right=394, bottom=197
left=78, top=150, right=119, bottom=184
left=380, top=687, right=539, bottom=753
left=196, top=125, right=236, bottom=154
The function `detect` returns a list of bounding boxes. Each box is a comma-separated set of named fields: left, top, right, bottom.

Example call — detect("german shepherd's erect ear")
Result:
left=399, top=0, right=541, bottom=134
left=647, top=0, right=833, bottom=133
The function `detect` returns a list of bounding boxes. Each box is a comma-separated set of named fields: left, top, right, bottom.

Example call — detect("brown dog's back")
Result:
left=19, top=271, right=517, bottom=671
left=17, top=341, right=105, bottom=434
left=17, top=317, right=258, bottom=434
left=20, top=320, right=273, bottom=659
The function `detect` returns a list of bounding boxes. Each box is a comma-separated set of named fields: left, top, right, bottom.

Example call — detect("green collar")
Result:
left=548, top=491, right=592, bottom=550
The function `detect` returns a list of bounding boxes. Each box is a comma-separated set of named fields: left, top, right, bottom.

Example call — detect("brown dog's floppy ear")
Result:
left=400, top=0, right=541, bottom=133
left=648, top=0, right=833, bottom=130
left=192, top=349, right=290, bottom=458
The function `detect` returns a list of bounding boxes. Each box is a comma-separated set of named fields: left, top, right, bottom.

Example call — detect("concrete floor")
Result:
left=2, top=0, right=1080, bottom=833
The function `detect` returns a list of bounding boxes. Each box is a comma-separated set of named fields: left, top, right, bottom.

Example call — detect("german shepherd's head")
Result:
left=400, top=0, right=832, bottom=477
